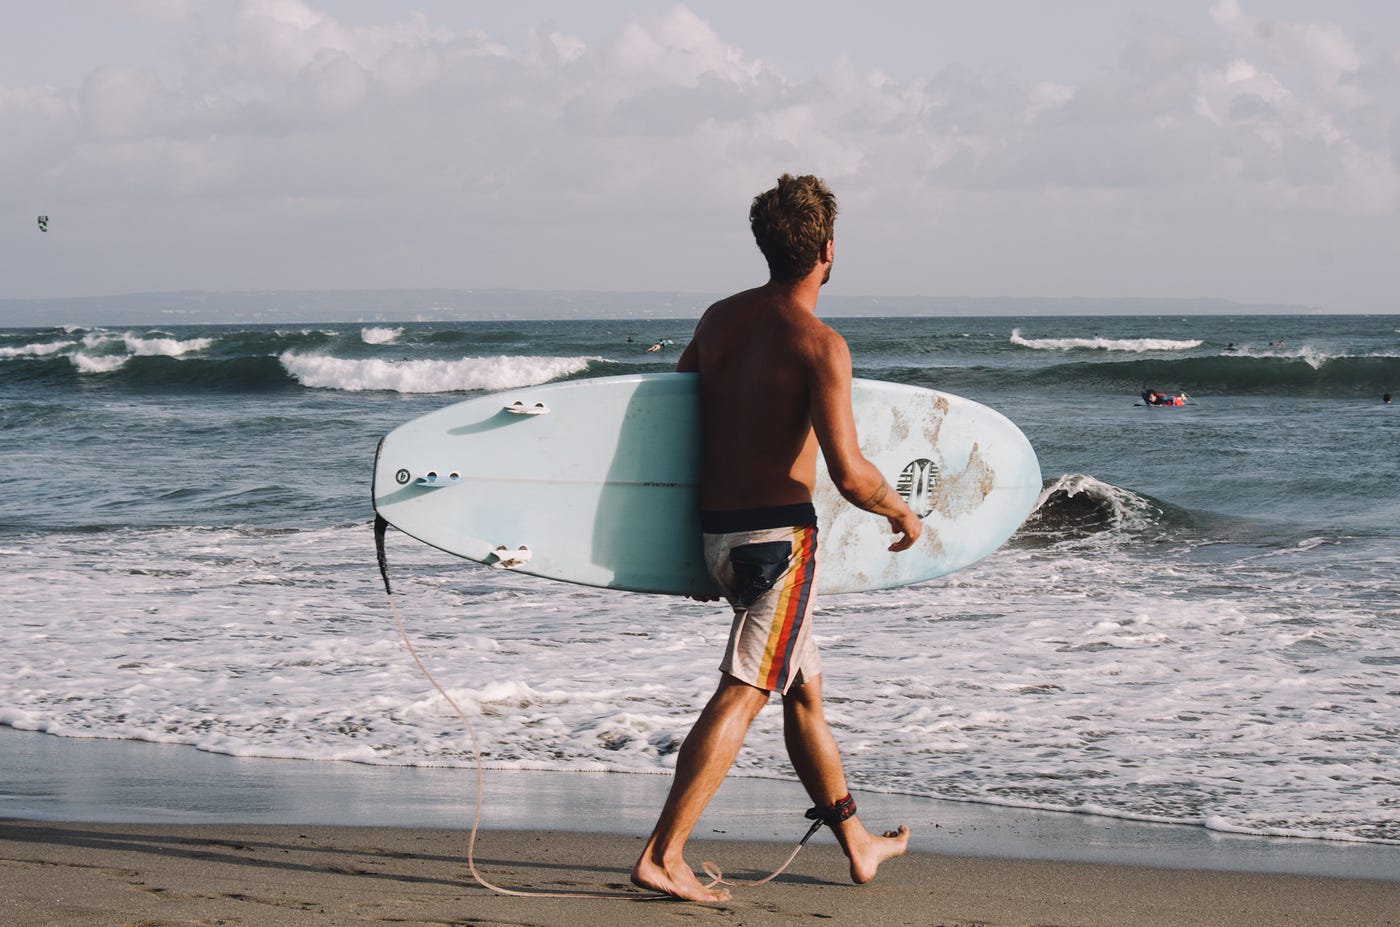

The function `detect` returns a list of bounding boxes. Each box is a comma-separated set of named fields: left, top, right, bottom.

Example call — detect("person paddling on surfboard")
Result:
left=632, top=174, right=921, bottom=903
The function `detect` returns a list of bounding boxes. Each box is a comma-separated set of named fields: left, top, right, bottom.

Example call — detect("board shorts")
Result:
left=701, top=503, right=820, bottom=694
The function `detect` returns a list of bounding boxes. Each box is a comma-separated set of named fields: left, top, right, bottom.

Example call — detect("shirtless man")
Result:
left=631, top=174, right=923, bottom=903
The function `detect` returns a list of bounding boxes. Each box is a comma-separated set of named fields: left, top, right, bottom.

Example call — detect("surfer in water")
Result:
left=632, top=174, right=921, bottom=903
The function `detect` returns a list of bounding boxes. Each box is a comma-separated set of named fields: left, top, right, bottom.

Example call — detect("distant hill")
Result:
left=0, top=288, right=1321, bottom=326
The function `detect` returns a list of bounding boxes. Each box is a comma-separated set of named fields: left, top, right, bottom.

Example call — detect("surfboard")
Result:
left=372, top=373, right=1040, bottom=595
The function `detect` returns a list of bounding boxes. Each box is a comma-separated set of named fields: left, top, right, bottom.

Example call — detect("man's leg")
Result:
left=782, top=675, right=910, bottom=884
left=632, top=674, right=770, bottom=902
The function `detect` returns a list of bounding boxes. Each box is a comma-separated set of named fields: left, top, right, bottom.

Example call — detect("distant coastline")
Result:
left=0, top=288, right=1326, bottom=327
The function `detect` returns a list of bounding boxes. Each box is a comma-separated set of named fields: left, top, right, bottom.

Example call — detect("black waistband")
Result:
left=700, top=502, right=817, bottom=534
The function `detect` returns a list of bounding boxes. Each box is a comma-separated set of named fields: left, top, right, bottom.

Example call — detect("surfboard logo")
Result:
left=395, top=468, right=411, bottom=485
left=896, top=458, right=939, bottom=518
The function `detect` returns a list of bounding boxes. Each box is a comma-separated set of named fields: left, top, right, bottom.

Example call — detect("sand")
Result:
left=3, top=819, right=1399, bottom=927
left=3, top=729, right=1398, bottom=926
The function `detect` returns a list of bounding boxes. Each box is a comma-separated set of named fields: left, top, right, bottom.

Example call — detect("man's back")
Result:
left=679, top=286, right=837, bottom=511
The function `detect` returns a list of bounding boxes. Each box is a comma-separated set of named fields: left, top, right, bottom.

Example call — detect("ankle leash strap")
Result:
left=799, top=793, right=857, bottom=844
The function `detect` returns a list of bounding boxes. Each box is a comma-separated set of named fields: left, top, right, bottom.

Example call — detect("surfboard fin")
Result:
left=374, top=514, right=393, bottom=594
left=485, top=545, right=533, bottom=569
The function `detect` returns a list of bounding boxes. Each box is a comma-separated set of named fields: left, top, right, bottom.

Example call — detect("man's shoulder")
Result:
left=787, top=313, right=849, bottom=362
left=694, top=290, right=756, bottom=331
left=704, top=287, right=767, bottom=316
left=696, top=288, right=848, bottom=360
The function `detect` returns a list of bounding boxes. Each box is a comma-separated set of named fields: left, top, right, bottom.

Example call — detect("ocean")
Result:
left=1, top=312, right=1397, bottom=848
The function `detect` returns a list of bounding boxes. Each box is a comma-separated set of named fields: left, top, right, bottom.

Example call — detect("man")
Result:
left=631, top=174, right=923, bottom=903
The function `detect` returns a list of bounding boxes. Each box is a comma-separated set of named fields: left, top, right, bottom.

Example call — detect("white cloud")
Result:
left=1210, top=0, right=1363, bottom=106
left=608, top=6, right=761, bottom=88
left=296, top=48, right=368, bottom=115
left=227, top=0, right=351, bottom=78
left=80, top=65, right=169, bottom=139
left=1025, top=82, right=1075, bottom=122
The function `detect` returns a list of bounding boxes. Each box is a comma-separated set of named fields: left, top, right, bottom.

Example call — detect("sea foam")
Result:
left=279, top=352, right=599, bottom=392
left=0, top=340, right=71, bottom=358
left=1011, top=329, right=1202, bottom=352
left=70, top=353, right=129, bottom=374
left=121, top=333, right=214, bottom=356
left=361, top=326, right=404, bottom=345
left=5, top=517, right=1395, bottom=843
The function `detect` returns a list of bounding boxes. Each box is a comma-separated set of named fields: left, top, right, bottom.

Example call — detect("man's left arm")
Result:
left=806, top=333, right=922, bottom=552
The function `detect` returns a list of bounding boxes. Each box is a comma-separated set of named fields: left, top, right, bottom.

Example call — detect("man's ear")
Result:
left=822, top=239, right=834, bottom=263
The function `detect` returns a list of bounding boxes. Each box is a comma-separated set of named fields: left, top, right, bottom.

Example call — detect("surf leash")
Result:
left=375, top=515, right=823, bottom=901
left=378, top=516, right=643, bottom=898
left=699, top=795, right=855, bottom=888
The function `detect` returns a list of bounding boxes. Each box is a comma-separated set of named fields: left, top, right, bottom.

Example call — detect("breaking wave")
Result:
left=279, top=353, right=600, bottom=393
left=1011, top=329, right=1203, bottom=352
left=361, top=326, right=403, bottom=345
left=1014, top=473, right=1184, bottom=545
left=0, top=325, right=606, bottom=394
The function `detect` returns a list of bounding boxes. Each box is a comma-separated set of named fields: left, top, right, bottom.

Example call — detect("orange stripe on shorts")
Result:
left=756, top=525, right=816, bottom=690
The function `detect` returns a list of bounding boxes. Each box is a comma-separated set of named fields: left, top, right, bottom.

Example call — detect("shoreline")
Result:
left=3, top=727, right=1397, bottom=883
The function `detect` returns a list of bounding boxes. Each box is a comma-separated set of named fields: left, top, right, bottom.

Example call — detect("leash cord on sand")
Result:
left=375, top=516, right=816, bottom=899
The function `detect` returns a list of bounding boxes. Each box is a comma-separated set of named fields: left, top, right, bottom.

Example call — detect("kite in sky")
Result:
left=37, top=216, right=48, bottom=233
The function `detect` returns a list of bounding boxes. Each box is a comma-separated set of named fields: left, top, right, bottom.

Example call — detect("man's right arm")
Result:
left=806, top=332, right=922, bottom=552
left=675, top=339, right=698, bottom=373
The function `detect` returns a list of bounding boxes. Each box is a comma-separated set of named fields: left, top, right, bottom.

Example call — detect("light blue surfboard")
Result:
left=372, top=373, right=1040, bottom=595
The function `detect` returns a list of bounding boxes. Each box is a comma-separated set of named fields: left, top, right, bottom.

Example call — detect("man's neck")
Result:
left=760, top=270, right=825, bottom=313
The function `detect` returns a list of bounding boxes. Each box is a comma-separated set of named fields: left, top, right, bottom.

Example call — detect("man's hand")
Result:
left=886, top=509, right=923, bottom=552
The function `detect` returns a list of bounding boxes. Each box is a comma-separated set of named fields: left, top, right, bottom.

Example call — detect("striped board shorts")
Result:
left=701, top=503, right=821, bottom=694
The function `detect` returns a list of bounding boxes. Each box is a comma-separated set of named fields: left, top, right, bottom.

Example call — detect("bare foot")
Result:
left=846, top=823, right=910, bottom=884
left=632, top=855, right=732, bottom=903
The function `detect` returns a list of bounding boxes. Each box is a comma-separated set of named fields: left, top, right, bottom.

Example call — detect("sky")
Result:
left=3, top=0, right=1399, bottom=313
